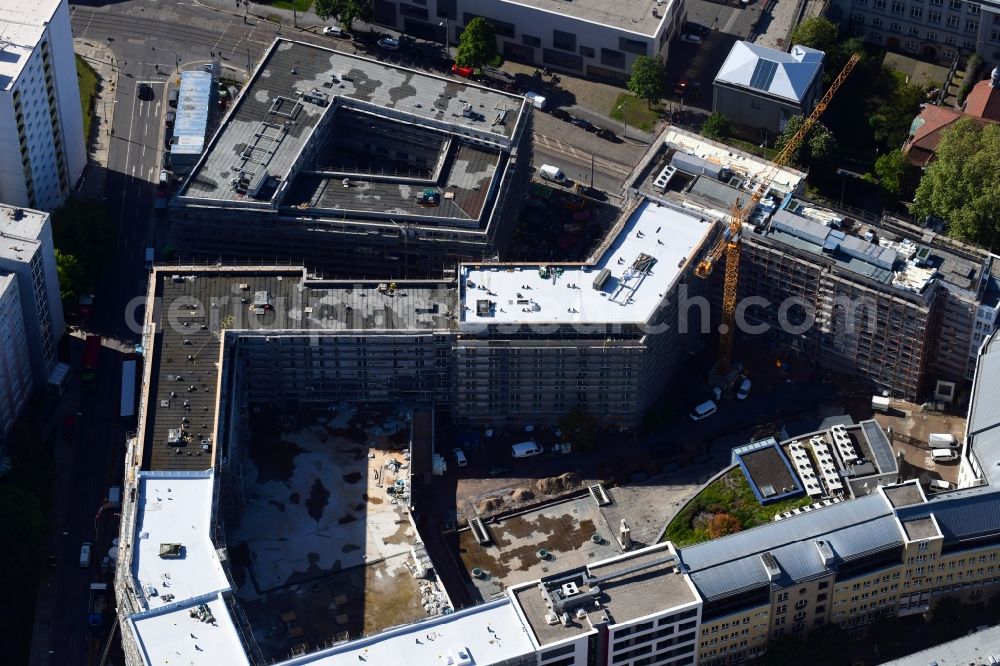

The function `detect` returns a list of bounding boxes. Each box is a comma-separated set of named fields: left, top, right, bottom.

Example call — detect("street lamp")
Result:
left=617, top=102, right=628, bottom=140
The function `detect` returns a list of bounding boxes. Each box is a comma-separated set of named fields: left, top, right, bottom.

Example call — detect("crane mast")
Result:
left=694, top=53, right=861, bottom=374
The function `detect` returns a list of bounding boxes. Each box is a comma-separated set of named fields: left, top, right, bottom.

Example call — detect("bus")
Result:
left=82, top=335, right=101, bottom=385
left=120, top=356, right=138, bottom=419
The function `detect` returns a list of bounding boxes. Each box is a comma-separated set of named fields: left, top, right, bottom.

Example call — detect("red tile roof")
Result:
left=903, top=105, right=963, bottom=167
left=965, top=80, right=1000, bottom=123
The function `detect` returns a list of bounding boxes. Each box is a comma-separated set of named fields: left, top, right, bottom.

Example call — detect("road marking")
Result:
left=533, top=133, right=632, bottom=177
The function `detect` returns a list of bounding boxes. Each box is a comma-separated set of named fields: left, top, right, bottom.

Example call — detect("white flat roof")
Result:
left=285, top=599, right=535, bottom=666
left=663, top=128, right=805, bottom=195
left=130, top=594, right=250, bottom=666
left=0, top=0, right=60, bottom=90
left=131, top=473, right=230, bottom=609
left=459, top=199, right=715, bottom=327
left=0, top=203, right=47, bottom=262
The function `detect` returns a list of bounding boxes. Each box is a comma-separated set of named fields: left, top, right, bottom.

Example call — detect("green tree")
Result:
left=775, top=115, right=838, bottom=172
left=931, top=596, right=973, bottom=641
left=558, top=406, right=599, bottom=451
left=455, top=17, right=497, bottom=69
left=870, top=76, right=926, bottom=148
left=867, top=149, right=918, bottom=199
left=701, top=112, right=731, bottom=140
left=50, top=198, right=116, bottom=280
left=789, top=16, right=839, bottom=53
left=314, top=0, right=372, bottom=30
left=760, top=635, right=807, bottom=666
left=55, top=249, right=88, bottom=304
left=627, top=55, right=665, bottom=109
left=913, top=118, right=1000, bottom=250
left=706, top=513, right=742, bottom=538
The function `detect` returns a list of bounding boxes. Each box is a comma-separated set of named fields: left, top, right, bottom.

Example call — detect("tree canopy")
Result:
left=869, top=77, right=926, bottom=148
left=627, top=56, right=665, bottom=109
left=701, top=112, right=731, bottom=140
left=868, top=150, right=918, bottom=199
left=789, top=16, right=839, bottom=54
left=50, top=197, right=116, bottom=304
left=775, top=115, right=838, bottom=173
left=913, top=118, right=1000, bottom=250
left=314, top=0, right=372, bottom=30
left=455, top=17, right=497, bottom=69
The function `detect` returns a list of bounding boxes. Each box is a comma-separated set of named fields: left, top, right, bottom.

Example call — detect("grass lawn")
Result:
left=75, top=55, right=99, bottom=141
left=609, top=93, right=663, bottom=132
left=661, top=468, right=813, bottom=547
left=263, top=0, right=313, bottom=11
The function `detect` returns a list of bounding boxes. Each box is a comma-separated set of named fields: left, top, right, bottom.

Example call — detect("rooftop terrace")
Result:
left=129, top=594, right=249, bottom=666
left=459, top=198, right=715, bottom=327
left=180, top=39, right=525, bottom=205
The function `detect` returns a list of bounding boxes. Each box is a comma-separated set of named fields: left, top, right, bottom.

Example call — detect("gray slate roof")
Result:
left=679, top=493, right=898, bottom=600
left=897, top=485, right=1000, bottom=545
left=969, top=333, right=1000, bottom=436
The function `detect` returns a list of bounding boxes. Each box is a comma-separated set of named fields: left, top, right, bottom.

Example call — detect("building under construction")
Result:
left=171, top=38, right=532, bottom=277
left=634, top=127, right=1000, bottom=403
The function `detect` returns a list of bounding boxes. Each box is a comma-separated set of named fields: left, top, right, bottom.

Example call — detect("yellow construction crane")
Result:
left=695, top=53, right=861, bottom=375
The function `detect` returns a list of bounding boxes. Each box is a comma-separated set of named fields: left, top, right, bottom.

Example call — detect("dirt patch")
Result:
left=476, top=496, right=505, bottom=513
left=368, top=495, right=383, bottom=505
left=511, top=488, right=534, bottom=502
left=305, top=478, right=330, bottom=522
left=535, top=472, right=581, bottom=495
left=382, top=515, right=412, bottom=546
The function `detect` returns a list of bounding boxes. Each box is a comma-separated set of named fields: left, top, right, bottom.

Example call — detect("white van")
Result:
left=524, top=91, right=546, bottom=110
left=928, top=433, right=958, bottom=449
left=453, top=448, right=468, bottom=467
left=511, top=441, right=543, bottom=458
left=539, top=164, right=567, bottom=185
left=689, top=400, right=718, bottom=421
left=737, top=378, right=752, bottom=400
left=929, top=479, right=955, bottom=492
left=79, top=542, right=92, bottom=568
left=931, top=448, right=958, bottom=463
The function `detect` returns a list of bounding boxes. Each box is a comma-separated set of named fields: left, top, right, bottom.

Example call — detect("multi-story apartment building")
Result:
left=0, top=203, right=64, bottom=384
left=173, top=38, right=532, bottom=277
left=0, top=272, right=33, bottom=444
left=958, top=330, right=1000, bottom=487
left=637, top=128, right=997, bottom=402
left=828, top=0, right=1000, bottom=64
left=0, top=0, right=86, bottom=210
left=371, top=0, right=686, bottom=82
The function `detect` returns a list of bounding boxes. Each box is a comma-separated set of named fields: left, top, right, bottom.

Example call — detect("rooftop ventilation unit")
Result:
left=815, top=539, right=836, bottom=566
left=760, top=552, right=781, bottom=581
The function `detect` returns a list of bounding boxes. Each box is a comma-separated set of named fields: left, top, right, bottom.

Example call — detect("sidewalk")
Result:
left=73, top=38, right=119, bottom=201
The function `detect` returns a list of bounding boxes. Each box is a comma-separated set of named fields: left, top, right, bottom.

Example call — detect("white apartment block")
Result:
left=828, top=0, right=1000, bottom=64
left=0, top=273, right=33, bottom=444
left=0, top=203, right=65, bottom=386
left=371, top=0, right=687, bottom=81
left=0, top=0, right=86, bottom=211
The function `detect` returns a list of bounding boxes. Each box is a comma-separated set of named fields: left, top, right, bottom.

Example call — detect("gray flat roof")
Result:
left=283, top=145, right=501, bottom=222
left=901, top=517, right=939, bottom=541
left=144, top=268, right=457, bottom=472
left=513, top=546, right=697, bottom=646
left=180, top=39, right=525, bottom=205
left=882, top=483, right=926, bottom=509
left=500, top=0, right=673, bottom=36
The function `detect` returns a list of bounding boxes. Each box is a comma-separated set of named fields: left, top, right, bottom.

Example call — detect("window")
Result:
left=947, top=15, right=959, bottom=27
left=854, top=12, right=866, bottom=22
left=943, top=47, right=956, bottom=59
left=911, top=5, right=923, bottom=17
left=619, top=36, right=648, bottom=55
left=928, top=30, right=938, bottom=39
left=966, top=19, right=979, bottom=31
left=600, top=47, right=625, bottom=68
left=909, top=26, right=920, bottom=35
left=968, top=1, right=980, bottom=14
left=892, top=0, right=904, bottom=12
left=875, top=0, right=886, bottom=8
left=522, top=34, right=541, bottom=47
left=777, top=593, right=789, bottom=602
left=552, top=29, right=576, bottom=52
left=873, top=16, right=884, bottom=25
left=929, top=10, right=941, bottom=21
left=890, top=21, right=903, bottom=30
left=950, top=0, right=961, bottom=8
left=579, top=45, right=595, bottom=58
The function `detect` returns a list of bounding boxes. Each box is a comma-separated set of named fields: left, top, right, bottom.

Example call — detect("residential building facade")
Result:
left=828, top=0, right=1000, bottom=64
left=371, top=0, right=686, bottom=81
left=0, top=0, right=86, bottom=210
left=0, top=204, right=64, bottom=385
left=0, top=273, right=32, bottom=444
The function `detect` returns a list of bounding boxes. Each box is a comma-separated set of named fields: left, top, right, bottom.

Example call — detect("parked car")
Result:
left=737, top=378, right=752, bottom=400
left=681, top=33, right=703, bottom=44
left=683, top=21, right=709, bottom=35
left=570, top=116, right=595, bottom=131
left=549, top=108, right=571, bottom=121
left=377, top=37, right=400, bottom=51
left=453, top=448, right=468, bottom=467
left=451, top=63, right=474, bottom=77
left=689, top=400, right=718, bottom=421
left=596, top=127, right=618, bottom=142
left=575, top=185, right=608, bottom=201
left=489, top=466, right=512, bottom=477
left=137, top=83, right=154, bottom=101
left=322, top=25, right=350, bottom=39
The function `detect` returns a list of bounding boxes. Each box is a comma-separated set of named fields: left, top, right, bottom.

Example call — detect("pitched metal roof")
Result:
left=714, top=42, right=825, bottom=104
left=897, top=485, right=1000, bottom=544
left=969, top=334, right=1000, bottom=436
left=679, top=493, right=898, bottom=600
